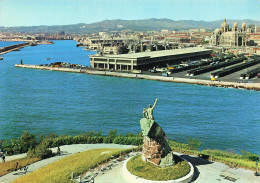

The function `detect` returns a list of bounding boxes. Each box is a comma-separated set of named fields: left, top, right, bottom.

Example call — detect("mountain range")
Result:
left=0, top=18, right=259, bottom=34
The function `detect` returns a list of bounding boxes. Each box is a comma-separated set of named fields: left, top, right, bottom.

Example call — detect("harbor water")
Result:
left=0, top=40, right=259, bottom=154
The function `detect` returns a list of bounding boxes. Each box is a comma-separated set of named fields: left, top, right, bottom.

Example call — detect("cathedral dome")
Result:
left=214, top=28, right=220, bottom=34
left=241, top=22, right=247, bottom=32
left=221, top=18, right=229, bottom=27
left=220, top=18, right=229, bottom=32
left=232, top=22, right=238, bottom=31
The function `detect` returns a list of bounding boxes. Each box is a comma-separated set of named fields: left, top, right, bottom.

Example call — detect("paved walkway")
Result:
left=179, top=153, right=259, bottom=183
left=1, top=145, right=259, bottom=183
left=0, top=144, right=135, bottom=183
left=3, top=154, right=27, bottom=162
left=95, top=152, right=260, bottom=183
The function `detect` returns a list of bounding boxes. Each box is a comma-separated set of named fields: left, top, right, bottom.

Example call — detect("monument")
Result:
left=140, top=98, right=175, bottom=167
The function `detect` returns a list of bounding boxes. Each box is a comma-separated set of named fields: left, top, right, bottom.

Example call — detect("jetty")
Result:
left=15, top=64, right=260, bottom=91
left=0, top=42, right=30, bottom=55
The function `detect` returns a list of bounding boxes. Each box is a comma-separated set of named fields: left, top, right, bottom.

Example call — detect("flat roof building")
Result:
left=89, top=47, right=212, bottom=71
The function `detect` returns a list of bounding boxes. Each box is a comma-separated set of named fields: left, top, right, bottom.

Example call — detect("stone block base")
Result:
left=142, top=137, right=163, bottom=166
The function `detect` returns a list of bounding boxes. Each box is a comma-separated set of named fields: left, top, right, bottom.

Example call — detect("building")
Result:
left=248, top=33, right=260, bottom=46
left=210, top=18, right=247, bottom=47
left=161, top=29, right=170, bottom=35
left=189, top=29, right=199, bottom=33
left=89, top=47, right=212, bottom=71
left=255, top=26, right=260, bottom=33
left=200, top=29, right=207, bottom=32
left=103, top=46, right=119, bottom=54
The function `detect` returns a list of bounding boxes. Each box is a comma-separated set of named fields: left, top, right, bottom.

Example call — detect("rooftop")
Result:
left=91, top=47, right=212, bottom=59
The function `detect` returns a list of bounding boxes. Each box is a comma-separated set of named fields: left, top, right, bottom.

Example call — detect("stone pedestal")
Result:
left=142, top=137, right=163, bottom=165
left=140, top=117, right=175, bottom=167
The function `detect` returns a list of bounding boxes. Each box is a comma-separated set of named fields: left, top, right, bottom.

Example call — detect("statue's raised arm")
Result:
left=151, top=98, right=158, bottom=110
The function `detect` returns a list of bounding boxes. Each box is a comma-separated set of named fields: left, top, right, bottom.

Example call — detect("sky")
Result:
left=0, top=0, right=259, bottom=27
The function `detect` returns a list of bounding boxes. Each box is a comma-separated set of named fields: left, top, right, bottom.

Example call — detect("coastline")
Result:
left=15, top=64, right=260, bottom=91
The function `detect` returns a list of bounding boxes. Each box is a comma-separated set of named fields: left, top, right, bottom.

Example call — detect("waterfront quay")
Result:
left=0, top=42, right=30, bottom=55
left=15, top=64, right=260, bottom=90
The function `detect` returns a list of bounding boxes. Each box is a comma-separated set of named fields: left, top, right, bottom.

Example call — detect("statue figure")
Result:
left=142, top=108, right=148, bottom=118
left=140, top=98, right=175, bottom=167
left=146, top=98, right=157, bottom=120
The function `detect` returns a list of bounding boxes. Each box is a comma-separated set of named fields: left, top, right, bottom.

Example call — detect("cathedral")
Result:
left=210, top=18, right=247, bottom=47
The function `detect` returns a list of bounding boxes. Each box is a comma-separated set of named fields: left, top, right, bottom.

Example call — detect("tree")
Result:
left=20, top=131, right=36, bottom=152
left=187, top=137, right=202, bottom=150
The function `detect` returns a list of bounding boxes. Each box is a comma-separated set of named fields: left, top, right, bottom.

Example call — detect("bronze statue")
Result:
left=140, top=98, right=175, bottom=167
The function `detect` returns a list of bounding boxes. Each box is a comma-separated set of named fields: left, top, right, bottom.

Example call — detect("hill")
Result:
left=0, top=18, right=259, bottom=34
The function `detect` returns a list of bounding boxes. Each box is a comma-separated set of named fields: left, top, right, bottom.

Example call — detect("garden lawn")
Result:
left=12, top=148, right=131, bottom=183
left=127, top=155, right=190, bottom=181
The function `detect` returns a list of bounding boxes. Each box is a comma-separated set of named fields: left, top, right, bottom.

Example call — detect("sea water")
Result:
left=0, top=40, right=259, bottom=154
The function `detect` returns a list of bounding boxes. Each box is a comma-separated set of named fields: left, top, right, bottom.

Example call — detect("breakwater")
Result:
left=15, top=64, right=260, bottom=91
left=0, top=42, right=30, bottom=55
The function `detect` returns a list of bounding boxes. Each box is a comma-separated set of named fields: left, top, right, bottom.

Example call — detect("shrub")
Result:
left=113, top=135, right=125, bottom=144
left=72, top=135, right=87, bottom=144
left=1, top=132, right=36, bottom=155
left=38, top=134, right=48, bottom=143
left=187, top=137, right=202, bottom=150
left=85, top=130, right=95, bottom=137
left=20, top=131, right=36, bottom=151
left=113, top=136, right=142, bottom=146
left=108, top=129, right=117, bottom=138
left=27, top=140, right=52, bottom=159
left=241, top=150, right=259, bottom=161
left=103, top=137, right=114, bottom=143
left=95, top=130, right=103, bottom=137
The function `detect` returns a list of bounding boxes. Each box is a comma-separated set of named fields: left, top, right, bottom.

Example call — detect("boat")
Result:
left=0, top=57, right=3, bottom=60
left=45, top=58, right=50, bottom=60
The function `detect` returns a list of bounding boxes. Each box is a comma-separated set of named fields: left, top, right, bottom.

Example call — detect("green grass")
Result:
left=201, top=149, right=257, bottom=169
left=127, top=155, right=190, bottom=181
left=168, top=141, right=258, bottom=170
left=12, top=148, right=132, bottom=183
left=0, top=157, right=40, bottom=177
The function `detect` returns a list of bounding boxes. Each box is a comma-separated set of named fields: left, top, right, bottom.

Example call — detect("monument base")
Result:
left=142, top=137, right=175, bottom=167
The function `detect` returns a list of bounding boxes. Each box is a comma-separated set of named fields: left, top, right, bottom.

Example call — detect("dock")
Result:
left=0, top=42, right=30, bottom=55
left=15, top=64, right=260, bottom=91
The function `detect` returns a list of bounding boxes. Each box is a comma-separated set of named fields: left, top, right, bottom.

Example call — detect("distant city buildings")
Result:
left=74, top=29, right=212, bottom=55
left=1, top=19, right=259, bottom=57
left=0, top=33, right=73, bottom=41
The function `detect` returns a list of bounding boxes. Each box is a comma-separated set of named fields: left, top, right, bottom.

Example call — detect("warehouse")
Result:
left=89, top=47, right=212, bottom=71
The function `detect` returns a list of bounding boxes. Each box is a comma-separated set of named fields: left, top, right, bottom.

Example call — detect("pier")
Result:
left=0, top=42, right=30, bottom=55
left=15, top=64, right=260, bottom=91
